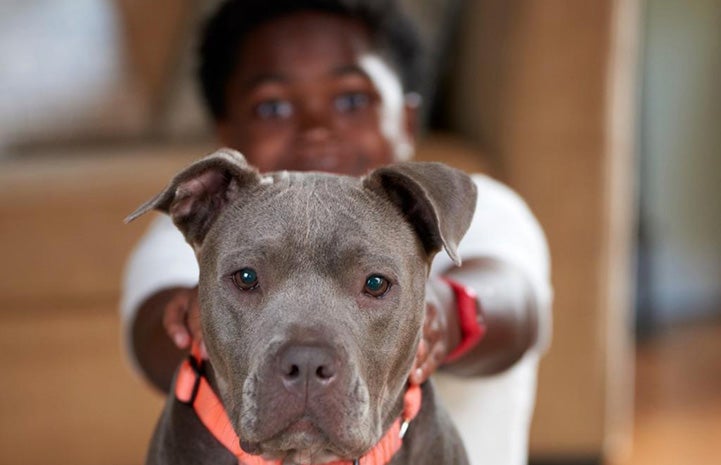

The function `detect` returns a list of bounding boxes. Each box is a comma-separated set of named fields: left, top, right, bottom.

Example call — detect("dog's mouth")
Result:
left=243, top=417, right=348, bottom=464
left=260, top=446, right=342, bottom=465
left=237, top=370, right=376, bottom=462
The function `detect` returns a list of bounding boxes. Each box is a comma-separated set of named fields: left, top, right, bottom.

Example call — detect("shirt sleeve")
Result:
left=430, top=174, right=553, bottom=353
left=120, top=214, right=199, bottom=372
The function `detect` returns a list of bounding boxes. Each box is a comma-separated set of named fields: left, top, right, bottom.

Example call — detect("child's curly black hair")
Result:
left=198, top=0, right=425, bottom=121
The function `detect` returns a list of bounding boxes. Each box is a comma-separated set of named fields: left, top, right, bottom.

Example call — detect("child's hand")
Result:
left=409, top=277, right=461, bottom=385
left=163, top=286, right=206, bottom=358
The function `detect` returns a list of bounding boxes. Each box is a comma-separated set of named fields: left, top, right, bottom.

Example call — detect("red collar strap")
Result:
left=175, top=347, right=422, bottom=465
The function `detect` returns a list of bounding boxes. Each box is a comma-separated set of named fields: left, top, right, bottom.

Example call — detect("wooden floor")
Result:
left=610, top=321, right=721, bottom=465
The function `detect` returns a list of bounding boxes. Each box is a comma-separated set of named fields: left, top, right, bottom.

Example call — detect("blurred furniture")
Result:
left=0, top=0, right=639, bottom=464
left=444, top=2, right=639, bottom=463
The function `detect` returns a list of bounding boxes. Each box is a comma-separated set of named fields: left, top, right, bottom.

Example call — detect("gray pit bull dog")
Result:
left=127, top=148, right=477, bottom=465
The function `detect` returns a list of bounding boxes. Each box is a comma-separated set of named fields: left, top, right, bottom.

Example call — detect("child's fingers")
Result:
left=423, top=304, right=444, bottom=351
left=412, top=345, right=447, bottom=385
left=409, top=339, right=427, bottom=385
left=409, top=299, right=450, bottom=385
left=198, top=340, right=209, bottom=360
left=185, top=289, right=205, bottom=346
left=163, top=292, right=192, bottom=349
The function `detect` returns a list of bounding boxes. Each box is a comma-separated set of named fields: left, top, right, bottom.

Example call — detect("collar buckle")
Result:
left=398, top=419, right=411, bottom=439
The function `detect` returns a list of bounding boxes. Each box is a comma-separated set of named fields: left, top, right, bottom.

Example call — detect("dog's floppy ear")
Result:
left=363, top=162, right=477, bottom=265
left=125, top=148, right=261, bottom=249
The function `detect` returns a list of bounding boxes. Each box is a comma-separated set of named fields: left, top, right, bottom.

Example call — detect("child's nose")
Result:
left=297, top=100, right=333, bottom=141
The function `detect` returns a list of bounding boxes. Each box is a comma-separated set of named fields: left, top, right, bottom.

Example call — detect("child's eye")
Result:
left=334, top=92, right=371, bottom=113
left=254, top=99, right=293, bottom=119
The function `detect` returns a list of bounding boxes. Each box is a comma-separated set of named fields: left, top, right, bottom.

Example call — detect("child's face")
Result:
left=216, top=12, right=417, bottom=175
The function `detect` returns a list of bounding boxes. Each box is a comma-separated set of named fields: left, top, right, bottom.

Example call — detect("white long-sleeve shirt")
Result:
left=121, top=173, right=552, bottom=465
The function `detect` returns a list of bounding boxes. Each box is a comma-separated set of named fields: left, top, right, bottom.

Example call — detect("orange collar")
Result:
left=175, top=351, right=422, bottom=465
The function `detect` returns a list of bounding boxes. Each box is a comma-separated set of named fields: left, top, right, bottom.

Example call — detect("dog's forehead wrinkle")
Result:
left=221, top=174, right=397, bottom=241
left=211, top=177, right=424, bottom=286
left=301, top=181, right=333, bottom=245
left=214, top=182, right=421, bottom=285
left=260, top=180, right=370, bottom=247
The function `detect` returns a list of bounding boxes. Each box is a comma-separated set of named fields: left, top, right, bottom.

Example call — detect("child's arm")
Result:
left=130, top=287, right=199, bottom=392
left=410, top=175, right=552, bottom=384
left=121, top=216, right=200, bottom=393
left=410, top=260, right=539, bottom=384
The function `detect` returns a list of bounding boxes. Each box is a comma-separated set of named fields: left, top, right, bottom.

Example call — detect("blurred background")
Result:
left=0, top=0, right=719, bottom=464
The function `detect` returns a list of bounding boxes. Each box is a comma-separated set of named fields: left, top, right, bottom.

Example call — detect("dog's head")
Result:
left=128, top=148, right=476, bottom=463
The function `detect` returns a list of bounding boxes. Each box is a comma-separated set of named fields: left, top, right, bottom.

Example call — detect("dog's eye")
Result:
left=232, top=268, right=259, bottom=291
left=364, top=275, right=390, bottom=297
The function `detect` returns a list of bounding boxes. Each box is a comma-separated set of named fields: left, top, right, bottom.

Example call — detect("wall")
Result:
left=638, top=0, right=721, bottom=325
left=448, top=0, right=639, bottom=460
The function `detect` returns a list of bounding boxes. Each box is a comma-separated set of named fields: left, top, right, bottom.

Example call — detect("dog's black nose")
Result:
left=277, top=345, right=339, bottom=392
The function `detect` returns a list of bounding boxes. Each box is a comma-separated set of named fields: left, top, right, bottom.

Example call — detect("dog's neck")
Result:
left=174, top=352, right=421, bottom=465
